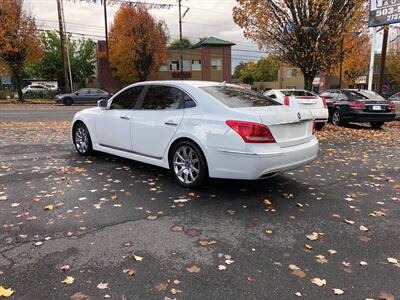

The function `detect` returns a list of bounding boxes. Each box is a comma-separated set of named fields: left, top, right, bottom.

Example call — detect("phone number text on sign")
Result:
left=369, top=0, right=400, bottom=26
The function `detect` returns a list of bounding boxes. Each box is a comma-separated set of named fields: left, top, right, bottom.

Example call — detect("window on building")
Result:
left=211, top=58, right=223, bottom=70
left=169, top=60, right=180, bottom=71
left=286, top=69, right=298, bottom=78
left=159, top=65, right=168, bottom=72
left=192, top=60, right=202, bottom=71
left=182, top=60, right=191, bottom=71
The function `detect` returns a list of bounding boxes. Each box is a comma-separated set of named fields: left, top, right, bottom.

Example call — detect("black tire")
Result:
left=169, top=140, right=208, bottom=188
left=332, top=109, right=346, bottom=126
left=73, top=122, right=93, bottom=156
left=370, top=121, right=384, bottom=129
left=315, top=122, right=325, bottom=131
left=64, top=98, right=73, bottom=106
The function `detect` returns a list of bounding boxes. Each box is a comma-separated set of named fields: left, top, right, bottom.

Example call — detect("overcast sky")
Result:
left=24, top=0, right=266, bottom=66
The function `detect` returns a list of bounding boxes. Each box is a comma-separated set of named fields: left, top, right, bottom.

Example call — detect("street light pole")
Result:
left=103, top=0, right=109, bottom=61
left=378, top=26, right=389, bottom=95
left=339, top=37, right=344, bottom=88
left=368, top=27, right=377, bottom=91
left=178, top=0, right=184, bottom=80
left=56, top=0, right=71, bottom=93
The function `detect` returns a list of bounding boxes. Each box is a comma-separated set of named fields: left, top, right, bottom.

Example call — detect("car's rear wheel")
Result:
left=332, top=110, right=346, bottom=126
left=315, top=122, right=325, bottom=131
left=370, top=121, right=384, bottom=129
left=73, top=123, right=93, bottom=156
left=64, top=98, right=73, bottom=106
left=169, top=140, right=207, bottom=188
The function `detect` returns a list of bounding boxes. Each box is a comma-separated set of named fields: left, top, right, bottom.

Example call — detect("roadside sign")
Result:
left=369, top=0, right=400, bottom=27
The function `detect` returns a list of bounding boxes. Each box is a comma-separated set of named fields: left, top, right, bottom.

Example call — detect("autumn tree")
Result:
left=332, top=33, right=370, bottom=86
left=386, top=48, right=400, bottom=93
left=233, top=0, right=367, bottom=90
left=0, top=0, right=42, bottom=101
left=108, top=5, right=168, bottom=83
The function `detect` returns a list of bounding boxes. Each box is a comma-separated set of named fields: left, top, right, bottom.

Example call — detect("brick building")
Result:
left=97, top=37, right=235, bottom=93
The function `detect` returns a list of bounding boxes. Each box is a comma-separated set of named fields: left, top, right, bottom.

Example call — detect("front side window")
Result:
left=110, top=86, right=144, bottom=109
left=201, top=86, right=280, bottom=108
left=140, top=85, right=184, bottom=110
left=78, top=89, right=90, bottom=95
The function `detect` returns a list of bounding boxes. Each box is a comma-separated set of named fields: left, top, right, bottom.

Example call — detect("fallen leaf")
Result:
left=97, top=282, right=108, bottom=289
left=311, top=277, right=326, bottom=287
left=344, top=219, right=355, bottom=225
left=62, top=276, right=74, bottom=285
left=44, top=204, right=54, bottom=211
left=186, top=265, right=200, bottom=273
left=218, top=265, right=226, bottom=271
left=394, top=183, right=400, bottom=189
left=289, top=264, right=300, bottom=270
left=0, top=286, right=14, bottom=297
left=316, top=255, right=328, bottom=264
left=359, top=225, right=369, bottom=232
left=360, top=261, right=368, bottom=266
left=70, top=292, right=89, bottom=300
left=265, top=229, right=273, bottom=234
left=379, top=292, right=395, bottom=300
left=198, top=240, right=217, bottom=246
left=387, top=257, right=398, bottom=264
left=333, top=288, right=344, bottom=295
left=292, top=269, right=306, bottom=278
left=328, top=249, right=337, bottom=255
left=155, top=282, right=167, bottom=291
left=133, top=255, right=143, bottom=262
left=111, top=194, right=118, bottom=200
left=61, top=264, right=70, bottom=271
left=262, top=198, right=272, bottom=206
left=306, top=232, right=319, bottom=241
left=127, top=269, right=135, bottom=277
left=113, top=204, right=122, bottom=208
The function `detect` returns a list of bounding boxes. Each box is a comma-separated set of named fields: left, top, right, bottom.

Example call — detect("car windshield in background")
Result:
left=281, top=90, right=316, bottom=97
left=201, top=86, right=279, bottom=108
left=343, top=91, right=368, bottom=101
left=357, top=90, right=386, bottom=101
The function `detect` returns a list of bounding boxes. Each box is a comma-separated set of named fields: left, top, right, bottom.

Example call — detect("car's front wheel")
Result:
left=64, top=98, right=73, bottom=106
left=169, top=140, right=208, bottom=188
left=73, top=123, right=93, bottom=156
left=370, top=121, right=384, bottom=129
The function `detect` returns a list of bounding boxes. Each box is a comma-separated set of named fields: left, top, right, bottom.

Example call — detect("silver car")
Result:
left=388, top=92, right=400, bottom=119
left=55, top=88, right=110, bottom=106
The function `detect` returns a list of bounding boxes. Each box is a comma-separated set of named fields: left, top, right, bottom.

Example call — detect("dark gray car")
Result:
left=55, top=88, right=110, bottom=105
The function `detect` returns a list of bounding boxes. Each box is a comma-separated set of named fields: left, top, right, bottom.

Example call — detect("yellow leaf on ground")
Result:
left=262, top=199, right=272, bottom=206
left=62, top=276, right=74, bottom=285
left=111, top=193, right=118, bottom=200
left=44, top=204, right=54, bottom=211
left=311, top=277, right=326, bottom=287
left=292, top=269, right=306, bottom=278
left=97, top=282, right=108, bottom=289
left=387, top=257, right=398, bottom=264
left=333, top=288, right=344, bottom=295
left=0, top=286, right=14, bottom=297
left=198, top=240, right=217, bottom=246
left=133, top=255, right=143, bottom=262
left=306, top=232, right=319, bottom=241
left=394, top=183, right=400, bottom=189
left=186, top=265, right=200, bottom=273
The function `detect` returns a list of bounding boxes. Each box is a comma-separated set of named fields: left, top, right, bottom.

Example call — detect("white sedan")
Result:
left=71, top=81, right=319, bottom=187
left=264, top=89, right=329, bottom=130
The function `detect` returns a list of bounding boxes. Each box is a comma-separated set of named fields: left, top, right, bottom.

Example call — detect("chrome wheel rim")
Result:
left=173, top=146, right=200, bottom=184
left=75, top=126, right=89, bottom=153
left=332, top=111, right=339, bottom=125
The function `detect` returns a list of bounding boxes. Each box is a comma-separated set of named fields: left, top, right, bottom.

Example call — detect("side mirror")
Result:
left=75, top=92, right=79, bottom=96
left=98, top=99, right=108, bottom=109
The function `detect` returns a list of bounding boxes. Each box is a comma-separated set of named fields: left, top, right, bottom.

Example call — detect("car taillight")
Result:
left=312, top=120, right=316, bottom=135
left=321, top=96, right=328, bottom=109
left=348, top=102, right=365, bottom=109
left=226, top=120, right=276, bottom=143
left=389, top=102, right=396, bottom=110
left=284, top=96, right=290, bottom=106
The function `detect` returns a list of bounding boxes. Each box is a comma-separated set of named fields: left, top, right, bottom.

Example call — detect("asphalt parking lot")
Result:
left=0, top=108, right=399, bottom=299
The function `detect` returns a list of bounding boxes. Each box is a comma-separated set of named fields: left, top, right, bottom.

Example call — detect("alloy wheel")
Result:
left=332, top=111, right=340, bottom=126
left=75, top=126, right=89, bottom=154
left=173, top=145, right=200, bottom=184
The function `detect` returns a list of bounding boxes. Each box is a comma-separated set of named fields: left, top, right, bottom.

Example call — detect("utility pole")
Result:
left=338, top=37, right=344, bottom=88
left=378, top=26, right=389, bottom=95
left=103, top=0, right=109, bottom=60
left=178, top=0, right=184, bottom=80
left=368, top=27, right=377, bottom=91
left=57, top=0, right=70, bottom=93
left=60, top=0, right=73, bottom=92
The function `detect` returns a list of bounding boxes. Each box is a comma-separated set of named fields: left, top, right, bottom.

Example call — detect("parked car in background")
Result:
left=320, top=89, right=396, bottom=128
left=55, top=88, right=110, bottom=105
left=263, top=89, right=329, bottom=130
left=72, top=81, right=319, bottom=187
left=45, top=84, right=58, bottom=92
left=22, top=84, right=48, bottom=94
left=388, top=92, right=400, bottom=119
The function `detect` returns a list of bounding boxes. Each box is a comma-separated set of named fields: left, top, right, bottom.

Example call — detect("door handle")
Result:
left=120, top=115, right=130, bottom=120
left=164, top=121, right=178, bottom=126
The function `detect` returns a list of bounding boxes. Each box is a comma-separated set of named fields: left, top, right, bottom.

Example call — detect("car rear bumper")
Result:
left=310, top=108, right=329, bottom=123
left=342, top=111, right=396, bottom=122
left=207, top=137, right=319, bottom=180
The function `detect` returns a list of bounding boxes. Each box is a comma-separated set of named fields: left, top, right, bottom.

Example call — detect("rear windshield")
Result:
left=343, top=91, right=368, bottom=100
left=201, top=86, right=279, bottom=108
left=357, top=90, right=386, bottom=101
left=281, top=90, right=316, bottom=97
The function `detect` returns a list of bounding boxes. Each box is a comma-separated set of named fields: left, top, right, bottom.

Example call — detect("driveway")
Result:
left=0, top=121, right=399, bottom=299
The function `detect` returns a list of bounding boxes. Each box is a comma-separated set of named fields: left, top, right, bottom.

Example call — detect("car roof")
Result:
left=131, top=80, right=237, bottom=88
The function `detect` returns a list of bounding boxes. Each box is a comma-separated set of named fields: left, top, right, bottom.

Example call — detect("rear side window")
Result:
left=140, top=85, right=184, bottom=110
left=282, top=90, right=316, bottom=97
left=343, top=91, right=368, bottom=101
left=110, top=86, right=144, bottom=109
left=201, top=86, right=279, bottom=108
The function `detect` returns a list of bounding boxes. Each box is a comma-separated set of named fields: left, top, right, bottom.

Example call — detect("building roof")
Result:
left=190, top=37, right=236, bottom=49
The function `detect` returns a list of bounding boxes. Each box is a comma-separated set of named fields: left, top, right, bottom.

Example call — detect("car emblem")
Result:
left=297, top=113, right=301, bottom=120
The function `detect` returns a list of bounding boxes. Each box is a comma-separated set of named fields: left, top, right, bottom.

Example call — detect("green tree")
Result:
left=168, top=38, right=192, bottom=49
left=241, top=73, right=255, bottom=85
left=233, top=61, right=246, bottom=79
left=253, top=56, right=279, bottom=82
left=26, top=31, right=97, bottom=89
